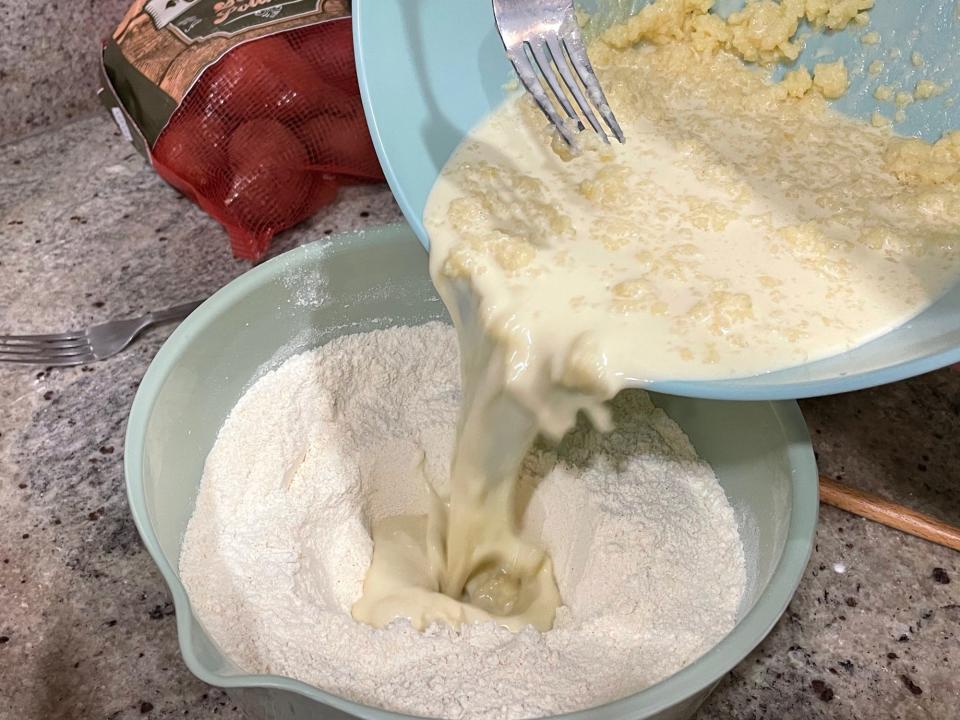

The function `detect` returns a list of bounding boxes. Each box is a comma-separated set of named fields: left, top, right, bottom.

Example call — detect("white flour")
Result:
left=180, top=322, right=746, bottom=719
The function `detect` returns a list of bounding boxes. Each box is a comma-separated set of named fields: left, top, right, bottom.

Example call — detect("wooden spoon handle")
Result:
left=819, top=476, right=960, bottom=552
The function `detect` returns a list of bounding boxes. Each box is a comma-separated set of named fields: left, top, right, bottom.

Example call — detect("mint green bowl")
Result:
left=125, top=224, right=818, bottom=720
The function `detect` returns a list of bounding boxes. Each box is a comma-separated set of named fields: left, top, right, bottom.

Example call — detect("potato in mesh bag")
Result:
left=101, top=1, right=383, bottom=260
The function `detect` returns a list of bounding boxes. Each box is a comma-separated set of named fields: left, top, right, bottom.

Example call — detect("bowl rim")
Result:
left=125, top=226, right=819, bottom=720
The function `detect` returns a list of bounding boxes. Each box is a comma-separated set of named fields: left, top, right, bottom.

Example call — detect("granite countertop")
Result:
left=1, top=115, right=958, bottom=720
left=0, top=0, right=130, bottom=143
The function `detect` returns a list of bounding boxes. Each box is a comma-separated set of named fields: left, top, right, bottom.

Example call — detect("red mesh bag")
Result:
left=152, top=21, right=382, bottom=259
left=101, top=4, right=383, bottom=261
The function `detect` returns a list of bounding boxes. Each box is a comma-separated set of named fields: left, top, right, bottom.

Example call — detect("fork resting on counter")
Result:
left=0, top=301, right=202, bottom=366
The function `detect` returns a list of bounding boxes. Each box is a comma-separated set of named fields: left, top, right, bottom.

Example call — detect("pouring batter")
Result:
left=353, top=0, right=960, bottom=631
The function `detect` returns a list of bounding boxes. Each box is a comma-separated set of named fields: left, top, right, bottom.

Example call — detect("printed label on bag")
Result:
left=107, top=0, right=348, bottom=104
left=145, top=0, right=342, bottom=43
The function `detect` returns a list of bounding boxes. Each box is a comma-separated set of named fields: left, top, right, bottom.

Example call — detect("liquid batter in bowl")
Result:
left=354, top=0, right=960, bottom=633
left=427, top=33, right=960, bottom=384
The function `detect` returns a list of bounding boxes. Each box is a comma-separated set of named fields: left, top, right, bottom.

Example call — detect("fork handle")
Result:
left=146, top=300, right=204, bottom=326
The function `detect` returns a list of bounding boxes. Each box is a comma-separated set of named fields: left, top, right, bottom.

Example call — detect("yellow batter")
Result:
left=353, top=0, right=960, bottom=632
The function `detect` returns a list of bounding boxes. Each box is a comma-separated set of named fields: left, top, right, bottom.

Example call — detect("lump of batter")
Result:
left=812, top=59, right=849, bottom=99
left=602, top=0, right=873, bottom=65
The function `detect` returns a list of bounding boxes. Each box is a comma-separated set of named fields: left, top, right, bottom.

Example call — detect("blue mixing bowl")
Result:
left=353, top=0, right=960, bottom=400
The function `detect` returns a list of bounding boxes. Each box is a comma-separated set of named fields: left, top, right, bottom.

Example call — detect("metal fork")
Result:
left=0, top=300, right=202, bottom=367
left=492, top=0, right=624, bottom=146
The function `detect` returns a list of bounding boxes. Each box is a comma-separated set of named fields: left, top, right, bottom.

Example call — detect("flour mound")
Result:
left=180, top=322, right=745, bottom=719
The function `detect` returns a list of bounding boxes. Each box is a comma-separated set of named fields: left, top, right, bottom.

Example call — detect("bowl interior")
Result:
left=126, top=224, right=818, bottom=719
left=353, top=0, right=960, bottom=400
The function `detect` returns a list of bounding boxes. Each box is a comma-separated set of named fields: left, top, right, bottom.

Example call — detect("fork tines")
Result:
left=497, top=11, right=624, bottom=146
left=0, top=333, right=95, bottom=366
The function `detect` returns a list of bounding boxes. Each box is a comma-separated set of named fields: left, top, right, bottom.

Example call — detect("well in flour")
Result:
left=180, top=322, right=745, bottom=719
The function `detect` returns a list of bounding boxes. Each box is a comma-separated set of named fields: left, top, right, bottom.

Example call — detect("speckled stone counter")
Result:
left=1, top=115, right=957, bottom=720
left=0, top=0, right=130, bottom=144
